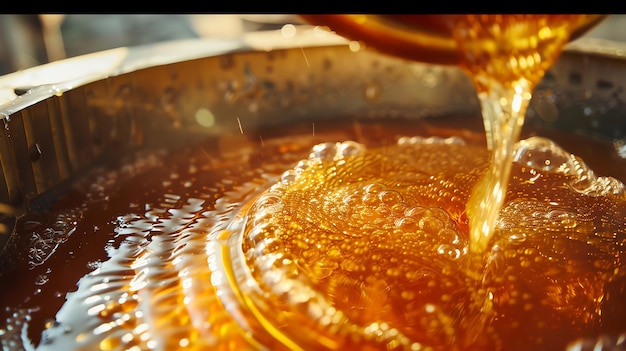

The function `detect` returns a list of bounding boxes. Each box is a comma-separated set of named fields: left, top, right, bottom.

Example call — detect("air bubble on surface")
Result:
left=397, top=135, right=466, bottom=146
left=514, top=136, right=625, bottom=197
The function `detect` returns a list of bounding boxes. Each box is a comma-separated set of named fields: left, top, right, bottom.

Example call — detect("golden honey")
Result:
left=301, top=14, right=606, bottom=254
left=1, top=14, right=625, bottom=351
left=0, top=118, right=624, bottom=351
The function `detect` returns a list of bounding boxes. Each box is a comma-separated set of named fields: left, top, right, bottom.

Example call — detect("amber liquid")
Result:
left=298, top=15, right=604, bottom=66
left=0, top=118, right=625, bottom=351
left=302, top=14, right=605, bottom=255
left=1, top=14, right=626, bottom=351
left=451, top=15, right=600, bottom=257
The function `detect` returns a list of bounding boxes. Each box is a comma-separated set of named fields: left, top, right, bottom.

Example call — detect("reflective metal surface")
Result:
left=0, top=26, right=625, bottom=262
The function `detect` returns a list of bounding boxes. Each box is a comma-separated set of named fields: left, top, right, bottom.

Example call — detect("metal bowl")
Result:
left=0, top=26, right=625, bottom=350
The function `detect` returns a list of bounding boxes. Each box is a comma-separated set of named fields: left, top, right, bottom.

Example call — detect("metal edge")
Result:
left=564, top=37, right=626, bottom=59
left=0, top=26, right=349, bottom=113
left=1, top=29, right=624, bottom=117
left=0, top=26, right=351, bottom=260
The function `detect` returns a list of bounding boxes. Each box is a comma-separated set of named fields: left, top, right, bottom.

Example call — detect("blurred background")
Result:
left=1, top=14, right=626, bottom=77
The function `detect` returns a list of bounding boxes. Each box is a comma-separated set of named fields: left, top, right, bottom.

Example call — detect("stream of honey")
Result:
left=1, top=14, right=625, bottom=351
left=454, top=15, right=602, bottom=257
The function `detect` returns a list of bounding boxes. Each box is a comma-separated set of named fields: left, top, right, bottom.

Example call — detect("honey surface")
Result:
left=0, top=14, right=624, bottom=351
left=0, top=119, right=624, bottom=351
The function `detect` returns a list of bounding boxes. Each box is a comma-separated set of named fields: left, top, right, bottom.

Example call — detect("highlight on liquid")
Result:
left=2, top=121, right=623, bottom=351
left=0, top=14, right=622, bottom=351
left=302, top=14, right=608, bottom=257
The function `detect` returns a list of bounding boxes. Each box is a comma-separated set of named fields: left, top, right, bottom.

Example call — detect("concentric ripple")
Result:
left=218, top=136, right=625, bottom=350
left=16, top=133, right=626, bottom=351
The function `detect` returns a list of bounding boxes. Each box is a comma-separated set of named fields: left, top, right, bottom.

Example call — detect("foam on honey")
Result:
left=24, top=133, right=625, bottom=351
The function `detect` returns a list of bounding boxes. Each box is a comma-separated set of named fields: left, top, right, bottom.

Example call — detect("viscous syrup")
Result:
left=0, top=118, right=624, bottom=351
left=1, top=14, right=626, bottom=351
left=301, top=13, right=608, bottom=271
left=450, top=15, right=603, bottom=257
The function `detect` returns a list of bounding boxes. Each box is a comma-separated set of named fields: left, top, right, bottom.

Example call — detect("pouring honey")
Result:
left=299, top=14, right=606, bottom=255
left=2, top=14, right=626, bottom=351
left=268, top=14, right=624, bottom=349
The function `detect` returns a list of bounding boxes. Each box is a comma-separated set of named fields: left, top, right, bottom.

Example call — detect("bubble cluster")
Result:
left=514, top=136, right=626, bottom=197
left=236, top=135, right=626, bottom=350
left=5, top=129, right=625, bottom=351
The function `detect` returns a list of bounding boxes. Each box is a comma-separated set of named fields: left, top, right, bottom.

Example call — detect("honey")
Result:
left=451, top=15, right=602, bottom=256
left=300, top=14, right=605, bottom=254
left=0, top=118, right=624, bottom=351
left=1, top=14, right=625, bottom=351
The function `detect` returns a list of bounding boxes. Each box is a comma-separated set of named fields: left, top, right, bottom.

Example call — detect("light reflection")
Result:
left=130, top=252, right=150, bottom=269
left=179, top=338, right=190, bottom=347
left=349, top=41, right=361, bottom=52
left=364, top=322, right=381, bottom=335
left=281, top=24, right=297, bottom=38
left=75, top=331, right=88, bottom=342
left=511, top=86, right=523, bottom=113
left=129, top=267, right=149, bottom=291
left=313, top=25, right=333, bottom=37
left=134, top=323, right=149, bottom=335
left=146, top=339, right=158, bottom=348
left=121, top=333, right=134, bottom=343
left=210, top=270, right=223, bottom=286
left=194, top=108, right=215, bottom=128
left=85, top=295, right=102, bottom=304
left=93, top=321, right=114, bottom=335
left=118, top=313, right=132, bottom=324
left=538, top=26, right=552, bottom=40
left=90, top=282, right=110, bottom=292
left=87, top=303, right=106, bottom=316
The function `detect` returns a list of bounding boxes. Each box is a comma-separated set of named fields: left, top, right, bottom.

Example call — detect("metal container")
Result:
left=0, top=26, right=625, bottom=350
